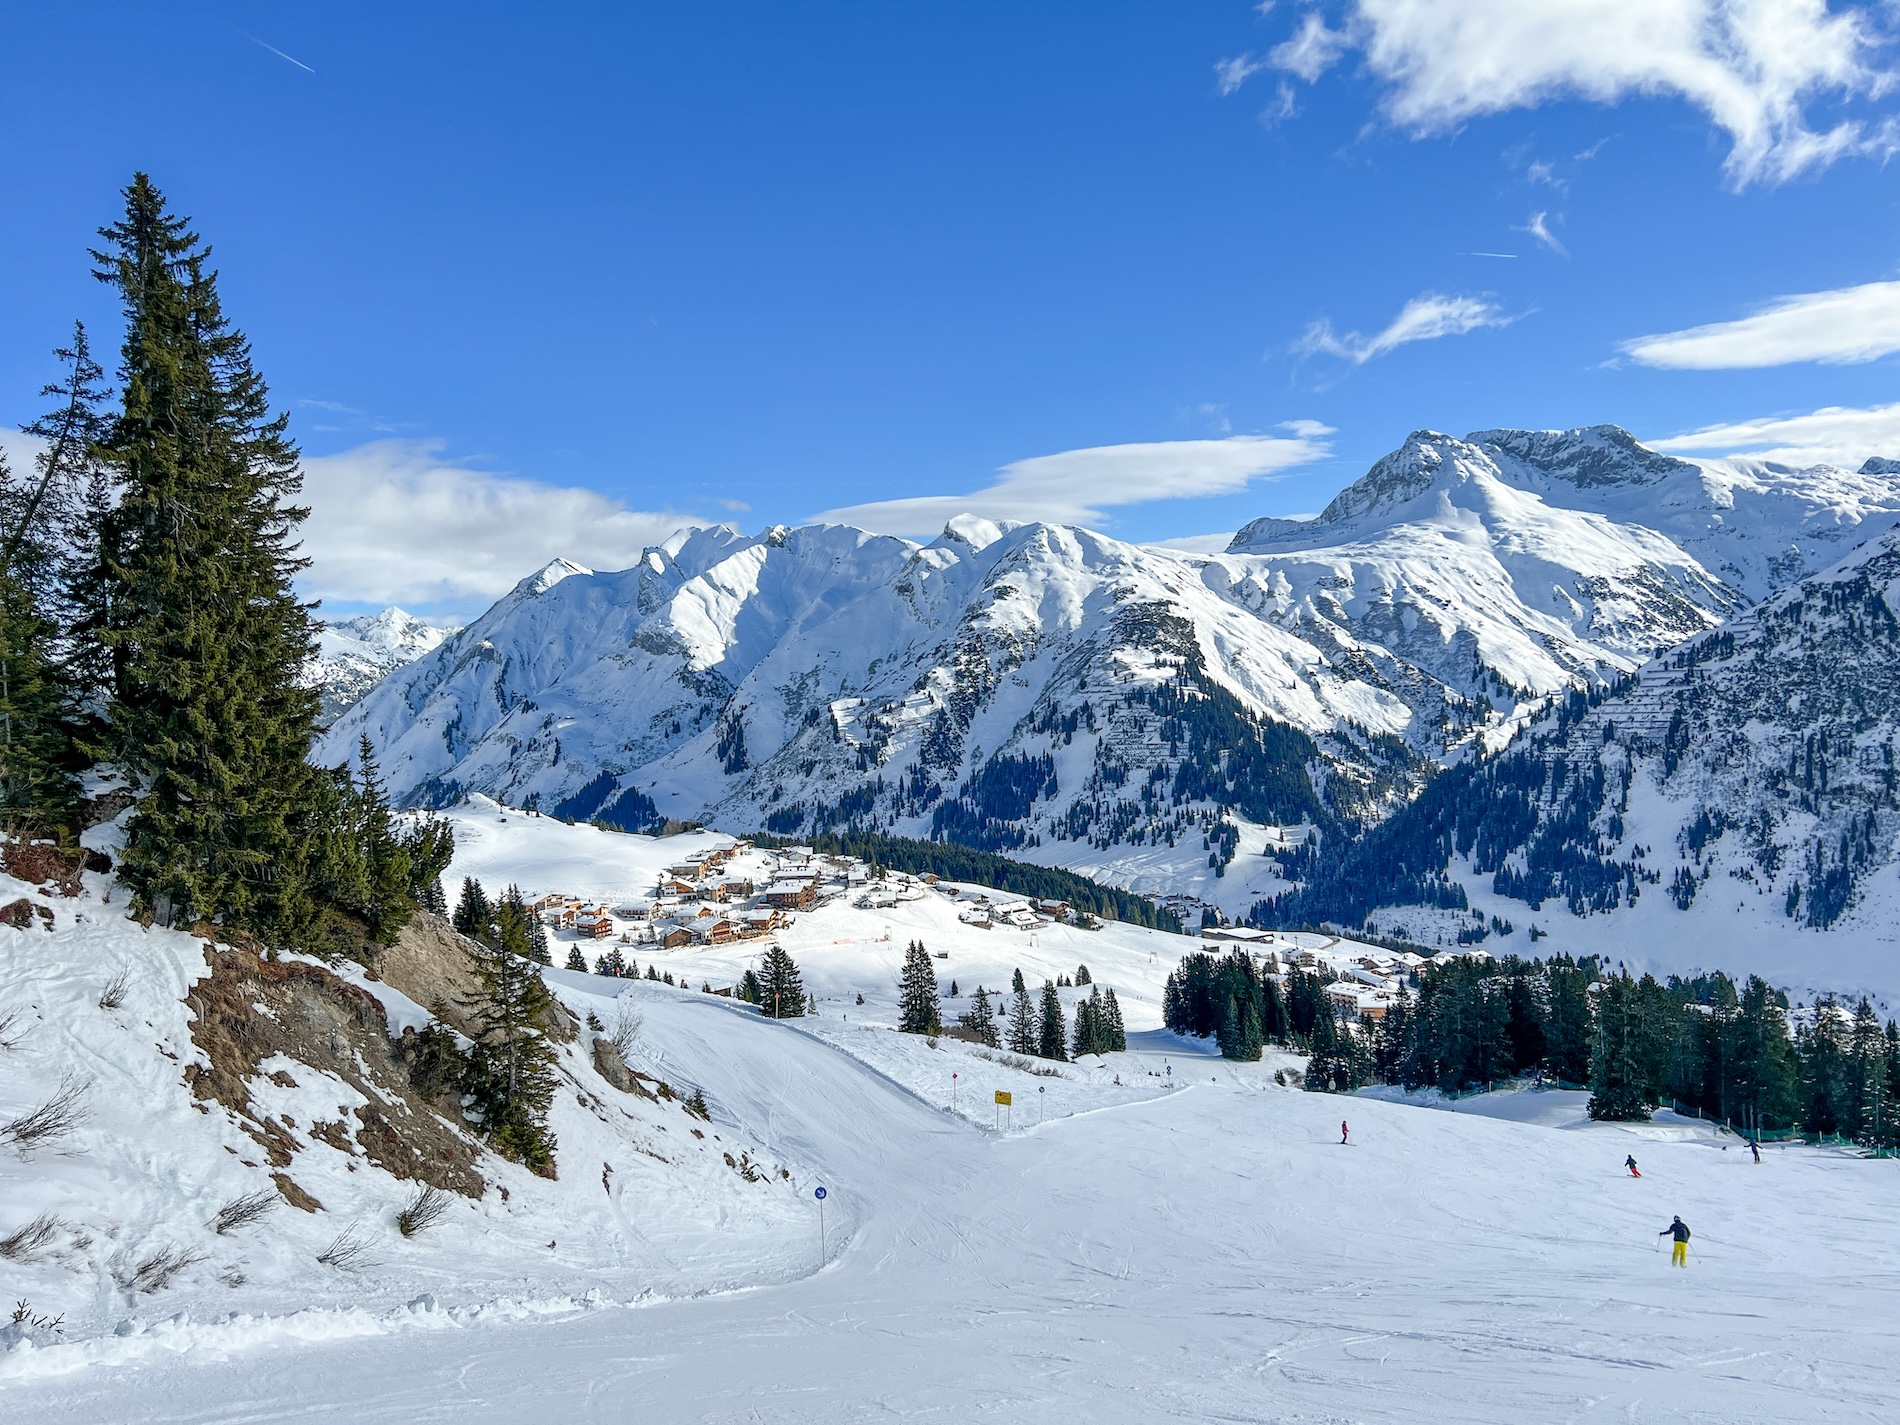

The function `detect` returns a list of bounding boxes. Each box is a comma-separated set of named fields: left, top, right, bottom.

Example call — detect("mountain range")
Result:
left=309, top=607, right=459, bottom=725
left=321, top=425, right=1900, bottom=959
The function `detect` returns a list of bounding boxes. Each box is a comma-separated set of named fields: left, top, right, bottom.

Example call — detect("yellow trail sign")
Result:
left=994, top=1090, right=1012, bottom=1106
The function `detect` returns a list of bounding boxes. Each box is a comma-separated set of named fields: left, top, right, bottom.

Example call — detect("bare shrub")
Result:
left=0, top=1213, right=61, bottom=1262
left=209, top=1189, right=278, bottom=1235
left=0, top=1010, right=26, bottom=1051
left=608, top=1005, right=643, bottom=1058
left=10, top=1300, right=63, bottom=1333
left=116, top=1244, right=205, bottom=1294
left=396, top=1184, right=450, bottom=1238
left=97, top=969, right=132, bottom=1011
left=317, top=1222, right=377, bottom=1271
left=1, top=1076, right=90, bottom=1155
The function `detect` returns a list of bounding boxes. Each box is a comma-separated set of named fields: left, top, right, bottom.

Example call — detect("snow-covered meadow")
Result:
left=4, top=807, right=1898, bottom=1421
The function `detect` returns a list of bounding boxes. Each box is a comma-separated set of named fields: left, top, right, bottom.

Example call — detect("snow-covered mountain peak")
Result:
left=309, top=607, right=459, bottom=725
left=518, top=557, right=593, bottom=597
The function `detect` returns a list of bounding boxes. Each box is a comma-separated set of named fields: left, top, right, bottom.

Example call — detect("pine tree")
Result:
left=739, top=966, right=763, bottom=1004
left=1303, top=1005, right=1368, bottom=1092
left=420, top=875, right=448, bottom=917
left=1101, top=987, right=1126, bottom=1052
left=1074, top=964, right=1091, bottom=986
left=1588, top=973, right=1656, bottom=1121
left=564, top=945, right=588, bottom=972
left=1847, top=999, right=1892, bottom=1147
left=460, top=902, right=559, bottom=1172
left=1011, top=967, right=1026, bottom=994
left=0, top=325, right=106, bottom=829
left=1007, top=983, right=1038, bottom=1055
left=453, top=877, right=490, bottom=938
left=596, top=944, right=628, bottom=977
left=1037, top=980, right=1067, bottom=1061
left=758, top=944, right=806, bottom=1018
left=93, top=175, right=323, bottom=937
left=353, top=738, right=414, bottom=943
left=959, top=986, right=1001, bottom=1048
left=898, top=939, right=941, bottom=1034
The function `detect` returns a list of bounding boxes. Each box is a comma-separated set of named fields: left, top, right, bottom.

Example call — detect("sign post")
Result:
left=814, top=1185, right=827, bottom=1265
left=995, top=1088, right=1011, bottom=1131
left=952, top=1071, right=958, bottom=1113
left=1038, top=1083, right=1045, bottom=1125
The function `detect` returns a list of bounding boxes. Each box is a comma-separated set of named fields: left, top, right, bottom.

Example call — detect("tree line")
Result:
left=1167, top=944, right=1900, bottom=1145
left=0, top=173, right=451, bottom=952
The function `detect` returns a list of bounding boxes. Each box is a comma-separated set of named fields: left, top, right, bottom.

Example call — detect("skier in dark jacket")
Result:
left=1659, top=1215, right=1690, bottom=1267
left=1625, top=1154, right=1640, bottom=1178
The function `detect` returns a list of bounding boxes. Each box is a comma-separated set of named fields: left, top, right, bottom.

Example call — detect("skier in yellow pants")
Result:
left=1659, top=1215, right=1691, bottom=1266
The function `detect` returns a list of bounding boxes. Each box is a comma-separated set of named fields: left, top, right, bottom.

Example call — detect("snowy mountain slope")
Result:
left=0, top=822, right=809, bottom=1361
left=1256, top=524, right=1900, bottom=1001
left=309, top=608, right=458, bottom=725
left=11, top=807, right=1900, bottom=1419
left=320, top=427, right=1900, bottom=919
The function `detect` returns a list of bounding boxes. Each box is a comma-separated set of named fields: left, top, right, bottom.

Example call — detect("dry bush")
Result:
left=209, top=1189, right=278, bottom=1235
left=116, top=1244, right=205, bottom=1294
left=1, top=1076, right=90, bottom=1155
left=396, top=1184, right=450, bottom=1238
left=97, top=969, right=132, bottom=1011
left=9, top=1300, right=63, bottom=1333
left=608, top=1005, right=643, bottom=1058
left=317, top=1222, right=377, bottom=1271
left=0, top=1010, right=25, bottom=1051
left=0, top=1213, right=60, bottom=1262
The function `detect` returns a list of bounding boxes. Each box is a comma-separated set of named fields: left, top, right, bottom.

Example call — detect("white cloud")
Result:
left=1649, top=400, right=1900, bottom=467
left=1215, top=53, right=1271, bottom=96
left=296, top=440, right=698, bottom=610
left=811, top=431, right=1333, bottom=537
left=1296, top=292, right=1513, bottom=364
left=1271, top=12, right=1354, bottom=82
left=1520, top=210, right=1567, bottom=255
left=1621, top=279, right=1900, bottom=368
left=1278, top=0, right=1895, bottom=188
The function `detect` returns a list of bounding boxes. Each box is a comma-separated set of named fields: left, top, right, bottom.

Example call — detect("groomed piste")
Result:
left=3, top=804, right=1896, bottom=1422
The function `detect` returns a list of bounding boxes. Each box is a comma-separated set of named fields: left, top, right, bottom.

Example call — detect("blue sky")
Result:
left=4, top=2, right=1900, bottom=616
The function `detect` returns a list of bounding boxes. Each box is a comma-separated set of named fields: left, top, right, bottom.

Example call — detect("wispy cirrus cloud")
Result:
left=1621, top=279, right=1900, bottom=368
left=1296, top=292, right=1514, bottom=364
left=1219, top=0, right=1899, bottom=189
left=1649, top=400, right=1900, bottom=469
left=812, top=429, right=1333, bottom=537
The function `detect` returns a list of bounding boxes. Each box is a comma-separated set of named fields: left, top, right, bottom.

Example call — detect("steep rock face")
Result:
left=310, top=607, right=458, bottom=725
left=1255, top=526, right=1900, bottom=988
left=321, top=426, right=1900, bottom=918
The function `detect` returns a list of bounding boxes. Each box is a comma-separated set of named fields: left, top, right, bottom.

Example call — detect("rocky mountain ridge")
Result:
left=321, top=425, right=1900, bottom=925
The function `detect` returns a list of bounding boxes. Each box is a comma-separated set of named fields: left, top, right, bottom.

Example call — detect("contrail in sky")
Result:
left=243, top=32, right=316, bottom=73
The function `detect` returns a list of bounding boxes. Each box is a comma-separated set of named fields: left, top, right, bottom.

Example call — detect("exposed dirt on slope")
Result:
left=183, top=943, right=485, bottom=1199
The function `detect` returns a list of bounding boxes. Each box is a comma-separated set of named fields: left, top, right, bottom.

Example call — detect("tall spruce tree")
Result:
left=1101, top=986, right=1126, bottom=1052
left=93, top=175, right=321, bottom=935
left=564, top=945, right=588, bottom=972
left=758, top=944, right=806, bottom=1018
left=1006, top=982, right=1038, bottom=1055
left=1037, top=980, right=1067, bottom=1061
left=898, top=939, right=941, bottom=1034
left=1588, top=973, right=1659, bottom=1121
left=460, top=898, right=559, bottom=1172
left=453, top=877, right=490, bottom=938
left=0, top=326, right=110, bottom=828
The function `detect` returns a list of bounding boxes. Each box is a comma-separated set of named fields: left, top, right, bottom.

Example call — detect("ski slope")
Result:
left=10, top=964, right=1898, bottom=1422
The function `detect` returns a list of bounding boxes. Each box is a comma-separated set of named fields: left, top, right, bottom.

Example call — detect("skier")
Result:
left=1750, top=1140, right=1762, bottom=1165
left=1659, top=1215, right=1691, bottom=1267
left=1625, top=1154, right=1641, bottom=1178
left=1340, top=1121, right=1350, bottom=1145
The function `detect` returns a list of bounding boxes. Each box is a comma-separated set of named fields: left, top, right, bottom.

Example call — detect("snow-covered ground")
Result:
left=7, top=808, right=1899, bottom=1420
